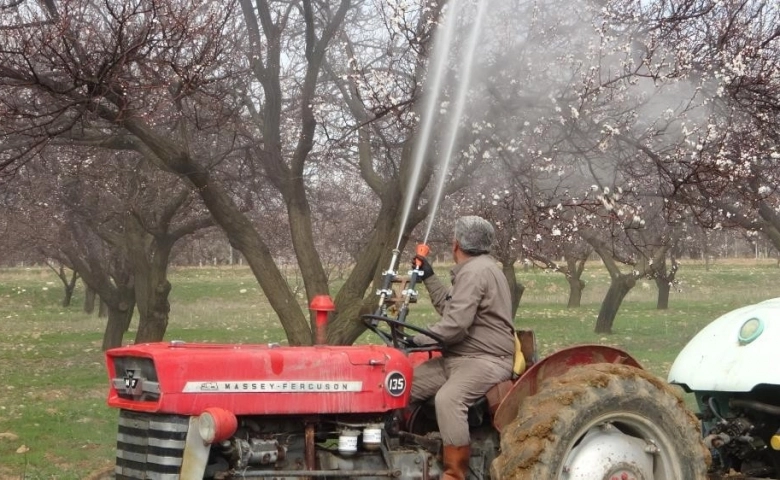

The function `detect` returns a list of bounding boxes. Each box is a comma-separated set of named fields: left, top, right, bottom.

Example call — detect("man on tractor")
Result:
left=410, top=215, right=517, bottom=480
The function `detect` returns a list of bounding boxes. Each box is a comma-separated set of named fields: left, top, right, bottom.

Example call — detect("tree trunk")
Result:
left=101, top=293, right=135, bottom=350
left=125, top=218, right=176, bottom=345
left=594, top=274, right=636, bottom=334
left=134, top=276, right=172, bottom=344
left=327, top=232, right=403, bottom=345
left=57, top=267, right=79, bottom=307
left=502, top=263, right=523, bottom=319
left=172, top=162, right=312, bottom=345
left=84, top=286, right=96, bottom=314
left=655, top=277, right=671, bottom=310
left=326, top=199, right=427, bottom=346
left=651, top=257, right=675, bottom=310
left=564, top=254, right=588, bottom=308
left=286, top=187, right=330, bottom=334
left=61, top=244, right=136, bottom=348
left=62, top=281, right=75, bottom=307
left=566, top=276, right=585, bottom=308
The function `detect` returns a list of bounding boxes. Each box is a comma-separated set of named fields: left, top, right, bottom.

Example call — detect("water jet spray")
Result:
left=422, top=0, right=488, bottom=244
left=376, top=0, right=486, bottom=323
left=394, top=0, right=466, bottom=252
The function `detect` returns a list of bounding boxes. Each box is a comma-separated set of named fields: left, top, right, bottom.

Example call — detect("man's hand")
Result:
left=413, top=254, right=435, bottom=280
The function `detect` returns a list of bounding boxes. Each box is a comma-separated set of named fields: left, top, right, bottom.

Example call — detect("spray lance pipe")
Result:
left=376, top=249, right=401, bottom=316
left=397, top=244, right=430, bottom=324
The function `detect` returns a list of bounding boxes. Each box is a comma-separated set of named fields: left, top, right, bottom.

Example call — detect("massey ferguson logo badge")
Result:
left=123, top=370, right=141, bottom=394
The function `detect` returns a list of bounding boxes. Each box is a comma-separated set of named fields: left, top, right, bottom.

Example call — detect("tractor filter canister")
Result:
left=338, top=429, right=360, bottom=456
left=362, top=424, right=383, bottom=451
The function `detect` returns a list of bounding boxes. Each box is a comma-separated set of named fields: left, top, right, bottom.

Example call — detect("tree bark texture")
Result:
left=594, top=274, right=636, bottom=334
left=502, top=263, right=523, bottom=320
left=84, top=286, right=96, bottom=314
left=124, top=216, right=175, bottom=344
left=52, top=265, right=78, bottom=307
left=102, top=293, right=136, bottom=350
left=286, top=192, right=329, bottom=336
left=565, top=255, right=587, bottom=308
left=61, top=279, right=76, bottom=307
left=566, top=276, right=585, bottom=308
left=655, top=277, right=671, bottom=310
left=650, top=257, right=676, bottom=310
left=134, top=279, right=172, bottom=343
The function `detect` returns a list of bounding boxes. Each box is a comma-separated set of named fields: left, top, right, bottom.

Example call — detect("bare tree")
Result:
left=618, top=2, right=780, bottom=258
left=5, top=0, right=774, bottom=345
left=44, top=259, right=79, bottom=307
left=0, top=0, right=459, bottom=346
left=4, top=141, right=213, bottom=346
left=60, top=220, right=137, bottom=350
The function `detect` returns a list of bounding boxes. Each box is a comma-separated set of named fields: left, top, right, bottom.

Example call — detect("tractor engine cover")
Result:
left=669, top=297, right=780, bottom=392
left=106, top=342, right=413, bottom=415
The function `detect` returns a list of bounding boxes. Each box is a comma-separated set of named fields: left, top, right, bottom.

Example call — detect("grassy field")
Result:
left=1, top=258, right=779, bottom=478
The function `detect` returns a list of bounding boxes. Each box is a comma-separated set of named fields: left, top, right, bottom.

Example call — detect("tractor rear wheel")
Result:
left=490, top=363, right=709, bottom=480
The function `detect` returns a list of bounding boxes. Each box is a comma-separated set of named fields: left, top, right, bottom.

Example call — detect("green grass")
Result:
left=0, top=259, right=779, bottom=478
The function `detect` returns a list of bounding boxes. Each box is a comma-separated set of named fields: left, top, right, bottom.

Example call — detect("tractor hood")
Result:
left=105, top=341, right=413, bottom=415
left=668, top=298, right=780, bottom=392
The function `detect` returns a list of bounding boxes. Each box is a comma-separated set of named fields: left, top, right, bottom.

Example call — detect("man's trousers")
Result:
left=411, top=355, right=512, bottom=446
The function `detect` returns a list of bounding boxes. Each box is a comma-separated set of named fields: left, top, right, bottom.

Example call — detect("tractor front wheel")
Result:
left=491, top=363, right=709, bottom=480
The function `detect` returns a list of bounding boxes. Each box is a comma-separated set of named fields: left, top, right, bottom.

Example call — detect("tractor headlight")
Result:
left=738, top=317, right=764, bottom=345
left=198, top=412, right=217, bottom=443
left=197, top=408, right=238, bottom=444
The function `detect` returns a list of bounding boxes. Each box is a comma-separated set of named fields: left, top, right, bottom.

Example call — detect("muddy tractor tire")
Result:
left=491, top=363, right=709, bottom=480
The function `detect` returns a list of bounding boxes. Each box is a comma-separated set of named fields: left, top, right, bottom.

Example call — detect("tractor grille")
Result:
left=115, top=409, right=189, bottom=480
left=112, top=356, right=161, bottom=402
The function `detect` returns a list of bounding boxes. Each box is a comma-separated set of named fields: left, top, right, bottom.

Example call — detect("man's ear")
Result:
left=452, top=240, right=461, bottom=259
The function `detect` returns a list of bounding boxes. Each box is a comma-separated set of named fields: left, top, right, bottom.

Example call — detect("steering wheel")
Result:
left=362, top=314, right=445, bottom=353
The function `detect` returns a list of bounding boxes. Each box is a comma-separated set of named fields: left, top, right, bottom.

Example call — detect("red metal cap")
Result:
left=414, top=243, right=430, bottom=267
left=310, top=295, right=336, bottom=312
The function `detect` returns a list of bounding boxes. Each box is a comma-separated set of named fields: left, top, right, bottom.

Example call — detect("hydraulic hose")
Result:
left=729, top=398, right=780, bottom=416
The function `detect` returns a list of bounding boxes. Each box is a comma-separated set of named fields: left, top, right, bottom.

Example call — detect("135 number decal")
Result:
left=385, top=372, right=407, bottom=397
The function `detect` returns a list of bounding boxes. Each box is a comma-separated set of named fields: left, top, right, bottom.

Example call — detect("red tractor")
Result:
left=105, top=260, right=709, bottom=479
